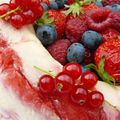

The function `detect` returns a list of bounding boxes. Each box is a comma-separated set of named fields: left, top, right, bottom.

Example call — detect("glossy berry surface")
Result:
left=88, top=91, right=104, bottom=108
left=10, top=13, right=25, bottom=28
left=70, top=86, right=88, bottom=105
left=81, top=71, right=98, bottom=90
left=36, top=25, right=57, bottom=46
left=63, top=62, right=82, bottom=80
left=82, top=30, right=103, bottom=50
left=40, top=2, right=48, bottom=11
left=38, top=75, right=55, bottom=94
left=23, top=9, right=36, bottom=24
left=67, top=43, right=85, bottom=64
left=106, top=4, right=120, bottom=11
left=55, top=0, right=66, bottom=8
left=55, top=72, right=74, bottom=93
left=0, top=3, right=11, bottom=15
left=49, top=1, right=58, bottom=10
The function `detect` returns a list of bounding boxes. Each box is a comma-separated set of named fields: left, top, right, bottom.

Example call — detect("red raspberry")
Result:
left=86, top=8, right=112, bottom=32
left=110, top=11, right=120, bottom=32
left=66, top=0, right=75, bottom=5
left=103, top=0, right=120, bottom=6
left=47, top=39, right=71, bottom=65
left=65, top=18, right=87, bottom=43
left=83, top=47, right=94, bottom=64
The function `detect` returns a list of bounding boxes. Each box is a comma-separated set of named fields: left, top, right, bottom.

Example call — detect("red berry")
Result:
left=81, top=71, right=98, bottom=90
left=55, top=72, right=74, bottom=93
left=23, top=9, right=36, bottom=24
left=10, top=13, right=25, bottom=28
left=0, top=3, right=11, bottom=16
left=10, top=0, right=22, bottom=9
left=86, top=8, right=112, bottom=32
left=103, top=0, right=120, bottom=6
left=88, top=91, right=104, bottom=108
left=32, top=4, right=44, bottom=17
left=63, top=62, right=82, bottom=80
left=70, top=85, right=88, bottom=105
left=38, top=75, right=55, bottom=94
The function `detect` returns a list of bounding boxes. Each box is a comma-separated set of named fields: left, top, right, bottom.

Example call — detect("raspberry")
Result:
left=110, top=11, right=120, bottom=32
left=47, top=39, right=71, bottom=65
left=65, top=18, right=87, bottom=43
left=103, top=0, right=120, bottom=6
left=86, top=8, right=112, bottom=32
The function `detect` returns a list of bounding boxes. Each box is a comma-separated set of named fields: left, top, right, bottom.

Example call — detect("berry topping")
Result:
left=106, top=4, right=120, bottom=11
left=63, top=62, right=82, bottom=80
left=70, top=85, right=88, bottom=105
left=38, top=75, right=56, bottom=94
left=49, top=1, right=58, bottom=10
left=55, top=72, right=74, bottom=93
left=0, top=3, right=11, bottom=16
left=88, top=91, right=104, bottom=108
left=82, top=30, right=103, bottom=49
left=110, top=11, right=120, bottom=32
left=81, top=71, right=98, bottom=90
left=65, top=18, right=87, bottom=43
left=47, top=39, right=71, bottom=65
left=86, top=8, right=112, bottom=32
left=103, top=0, right=120, bottom=6
left=67, top=43, right=85, bottom=64
left=55, top=0, right=66, bottom=8
left=40, top=2, right=49, bottom=11
left=36, top=25, right=57, bottom=46
left=10, top=13, right=25, bottom=28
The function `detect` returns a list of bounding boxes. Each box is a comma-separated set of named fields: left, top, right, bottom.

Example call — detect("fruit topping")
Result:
left=65, top=18, right=87, bottom=43
left=40, top=2, right=49, bottom=11
left=86, top=8, right=112, bottom=32
left=56, top=72, right=74, bottom=93
left=67, top=43, right=85, bottom=64
left=36, top=24, right=57, bottom=46
left=47, top=39, right=71, bottom=65
left=103, top=0, right=120, bottom=6
left=81, top=71, right=98, bottom=89
left=82, top=30, right=103, bottom=49
left=106, top=4, right=120, bottom=11
left=37, top=62, right=104, bottom=108
left=63, top=62, right=82, bottom=80
left=88, top=91, right=104, bottom=108
left=38, top=74, right=56, bottom=94
left=70, top=85, right=88, bottom=105
left=110, top=11, right=120, bottom=32
left=49, top=1, right=59, bottom=10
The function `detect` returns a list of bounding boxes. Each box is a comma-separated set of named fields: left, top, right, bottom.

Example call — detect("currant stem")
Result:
left=34, top=66, right=56, bottom=77
left=0, top=7, right=20, bottom=19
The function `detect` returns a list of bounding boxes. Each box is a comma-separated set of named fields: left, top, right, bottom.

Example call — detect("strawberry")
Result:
left=40, top=0, right=50, bottom=5
left=102, top=28, right=120, bottom=42
left=47, top=10, right=67, bottom=39
left=94, top=39, right=120, bottom=82
left=47, top=39, right=71, bottom=65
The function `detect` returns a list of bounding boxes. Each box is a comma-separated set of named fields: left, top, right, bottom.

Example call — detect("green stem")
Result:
left=0, top=7, right=20, bottom=19
left=34, top=66, right=56, bottom=77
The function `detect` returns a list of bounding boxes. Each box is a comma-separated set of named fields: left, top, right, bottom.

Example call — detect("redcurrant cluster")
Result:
left=0, top=0, right=44, bottom=28
left=38, top=62, right=104, bottom=108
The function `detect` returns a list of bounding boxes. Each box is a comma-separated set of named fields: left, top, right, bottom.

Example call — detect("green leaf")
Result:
left=118, top=36, right=120, bottom=39
left=98, top=56, right=105, bottom=73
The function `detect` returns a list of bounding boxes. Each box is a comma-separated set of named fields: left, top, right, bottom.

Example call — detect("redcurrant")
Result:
left=88, top=91, right=104, bottom=108
left=63, top=62, right=82, bottom=80
left=55, top=72, right=74, bottom=93
left=70, top=85, right=88, bottom=105
left=23, top=9, right=36, bottom=24
left=10, top=13, right=25, bottom=28
left=0, top=3, right=11, bottom=16
left=81, top=71, right=98, bottom=89
left=38, top=75, right=55, bottom=94
left=10, top=0, right=22, bottom=9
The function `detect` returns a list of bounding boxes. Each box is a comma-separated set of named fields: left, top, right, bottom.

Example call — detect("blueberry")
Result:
left=82, top=30, right=103, bottom=50
left=105, top=4, right=120, bottom=11
left=40, top=2, right=49, bottom=11
left=49, top=1, right=58, bottom=10
left=94, top=0, right=103, bottom=7
left=36, top=25, right=57, bottom=46
left=67, top=43, right=85, bottom=64
left=55, top=0, right=66, bottom=8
